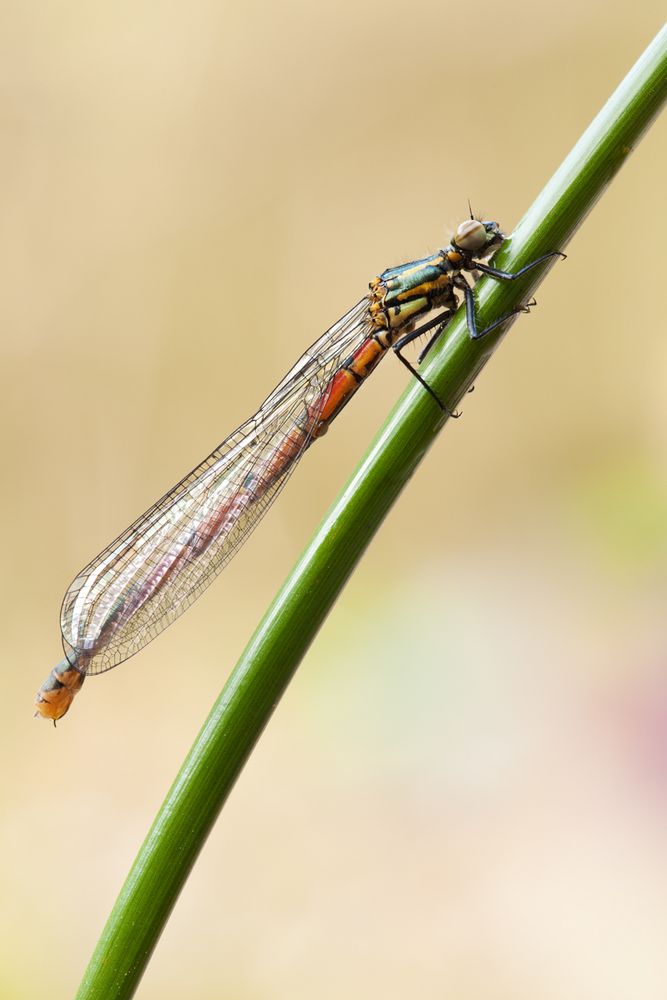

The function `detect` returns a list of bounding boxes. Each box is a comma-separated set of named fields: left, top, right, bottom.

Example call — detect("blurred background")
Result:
left=2, top=4, right=667, bottom=998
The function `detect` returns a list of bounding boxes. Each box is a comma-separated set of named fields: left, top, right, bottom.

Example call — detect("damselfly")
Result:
left=35, top=217, right=561, bottom=722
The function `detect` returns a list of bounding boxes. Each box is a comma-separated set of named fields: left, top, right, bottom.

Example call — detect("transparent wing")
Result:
left=61, top=297, right=372, bottom=675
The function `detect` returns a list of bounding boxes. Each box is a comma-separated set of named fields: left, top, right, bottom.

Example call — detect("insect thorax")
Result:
left=369, top=249, right=461, bottom=333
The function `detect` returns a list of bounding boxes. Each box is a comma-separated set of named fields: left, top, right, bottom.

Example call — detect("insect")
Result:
left=35, top=217, right=561, bottom=722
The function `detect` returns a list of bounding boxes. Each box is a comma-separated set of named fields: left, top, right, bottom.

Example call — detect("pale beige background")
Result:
left=2, top=4, right=667, bottom=999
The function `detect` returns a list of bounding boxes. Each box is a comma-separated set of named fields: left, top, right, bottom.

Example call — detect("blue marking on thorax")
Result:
left=379, top=252, right=451, bottom=285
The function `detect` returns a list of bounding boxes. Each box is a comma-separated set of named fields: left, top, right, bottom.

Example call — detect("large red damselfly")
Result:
left=35, top=217, right=561, bottom=721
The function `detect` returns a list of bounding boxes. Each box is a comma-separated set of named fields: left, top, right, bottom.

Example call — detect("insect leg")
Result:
left=392, top=310, right=460, bottom=416
left=471, top=251, right=566, bottom=282
left=463, top=281, right=537, bottom=342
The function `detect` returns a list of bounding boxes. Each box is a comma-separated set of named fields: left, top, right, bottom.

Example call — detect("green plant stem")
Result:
left=76, top=27, right=667, bottom=1000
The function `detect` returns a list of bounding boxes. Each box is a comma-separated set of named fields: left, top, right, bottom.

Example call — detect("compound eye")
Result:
left=455, top=219, right=486, bottom=253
